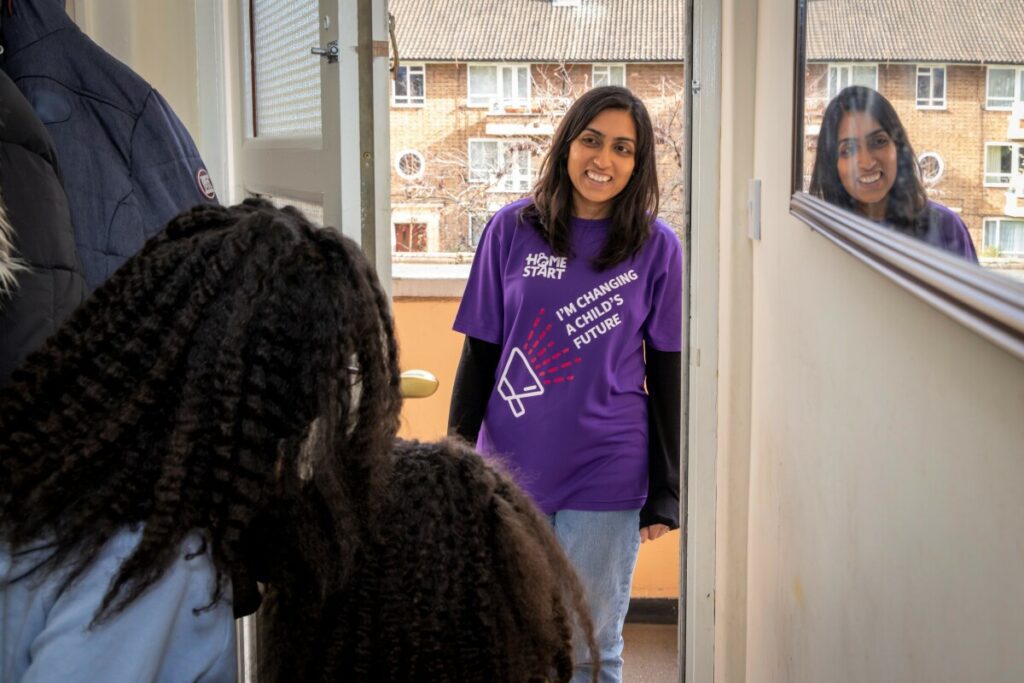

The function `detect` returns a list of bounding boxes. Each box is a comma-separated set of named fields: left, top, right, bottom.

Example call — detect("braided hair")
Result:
left=0, top=200, right=401, bottom=631
left=268, top=438, right=599, bottom=682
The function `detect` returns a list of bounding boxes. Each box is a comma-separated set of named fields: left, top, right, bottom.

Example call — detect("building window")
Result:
left=592, top=64, right=626, bottom=88
left=827, top=63, right=877, bottom=99
left=468, top=64, right=531, bottom=111
left=986, top=66, right=1024, bottom=110
left=393, top=64, right=425, bottom=106
left=468, top=139, right=533, bottom=192
left=984, top=143, right=1023, bottom=186
left=394, top=222, right=428, bottom=252
left=917, top=152, right=944, bottom=185
left=983, top=218, right=1024, bottom=257
left=916, top=65, right=946, bottom=109
left=468, top=211, right=494, bottom=248
left=394, top=149, right=425, bottom=180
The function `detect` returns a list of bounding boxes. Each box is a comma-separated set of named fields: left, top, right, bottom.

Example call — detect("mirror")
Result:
left=794, top=0, right=1024, bottom=283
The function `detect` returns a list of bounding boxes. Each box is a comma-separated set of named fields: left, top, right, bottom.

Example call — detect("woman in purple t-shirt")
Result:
left=450, top=86, right=683, bottom=683
left=810, top=85, right=978, bottom=263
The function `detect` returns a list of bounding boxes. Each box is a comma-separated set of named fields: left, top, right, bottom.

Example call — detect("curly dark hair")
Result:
left=0, top=200, right=402, bottom=633
left=809, top=85, right=929, bottom=237
left=524, top=85, right=660, bottom=271
left=263, top=438, right=599, bottom=683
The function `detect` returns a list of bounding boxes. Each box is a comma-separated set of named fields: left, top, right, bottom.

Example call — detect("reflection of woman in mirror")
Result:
left=810, top=86, right=978, bottom=263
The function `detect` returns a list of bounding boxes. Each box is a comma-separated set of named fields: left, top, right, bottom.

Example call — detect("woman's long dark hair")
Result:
left=0, top=200, right=401, bottom=633
left=272, top=438, right=598, bottom=683
left=809, top=85, right=928, bottom=236
left=525, top=85, right=660, bottom=270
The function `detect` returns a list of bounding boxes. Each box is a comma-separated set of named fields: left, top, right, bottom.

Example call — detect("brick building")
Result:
left=387, top=0, right=686, bottom=254
left=803, top=0, right=1024, bottom=258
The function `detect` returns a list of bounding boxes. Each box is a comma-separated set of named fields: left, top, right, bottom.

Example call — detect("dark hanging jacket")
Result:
left=0, top=0, right=218, bottom=291
left=0, top=68, right=87, bottom=384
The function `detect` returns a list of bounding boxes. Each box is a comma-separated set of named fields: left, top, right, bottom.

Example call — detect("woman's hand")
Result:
left=639, top=524, right=670, bottom=543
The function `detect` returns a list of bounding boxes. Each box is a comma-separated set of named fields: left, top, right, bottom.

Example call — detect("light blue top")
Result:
left=1, top=528, right=236, bottom=683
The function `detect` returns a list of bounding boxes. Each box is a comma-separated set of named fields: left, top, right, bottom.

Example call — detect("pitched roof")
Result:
left=806, top=0, right=1024, bottom=64
left=389, top=0, right=686, bottom=62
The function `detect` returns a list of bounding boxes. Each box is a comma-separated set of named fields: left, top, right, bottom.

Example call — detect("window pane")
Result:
left=1001, top=220, right=1024, bottom=255
left=988, top=68, right=1014, bottom=107
left=852, top=65, right=876, bottom=88
left=986, top=145, right=1011, bottom=183
left=917, top=71, right=930, bottom=100
left=517, top=67, right=529, bottom=100
left=983, top=221, right=999, bottom=249
left=251, top=0, right=321, bottom=137
left=933, top=68, right=944, bottom=99
left=395, top=67, right=409, bottom=97
left=469, top=66, right=497, bottom=105
left=410, top=72, right=425, bottom=98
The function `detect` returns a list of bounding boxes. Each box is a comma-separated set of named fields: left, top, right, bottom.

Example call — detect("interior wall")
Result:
left=71, top=0, right=201, bottom=137
left=715, top=0, right=758, bottom=679
left=742, top=0, right=1024, bottom=680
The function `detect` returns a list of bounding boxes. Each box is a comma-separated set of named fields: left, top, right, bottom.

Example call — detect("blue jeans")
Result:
left=548, top=509, right=641, bottom=683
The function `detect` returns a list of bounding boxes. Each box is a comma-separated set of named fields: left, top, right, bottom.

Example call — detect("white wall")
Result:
left=71, top=0, right=201, bottom=135
left=724, top=0, right=1024, bottom=681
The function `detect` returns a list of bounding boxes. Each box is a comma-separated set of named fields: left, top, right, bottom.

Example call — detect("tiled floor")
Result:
left=622, top=623, right=679, bottom=682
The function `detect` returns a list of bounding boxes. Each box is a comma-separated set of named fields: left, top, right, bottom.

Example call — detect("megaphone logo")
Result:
left=498, top=347, right=545, bottom=417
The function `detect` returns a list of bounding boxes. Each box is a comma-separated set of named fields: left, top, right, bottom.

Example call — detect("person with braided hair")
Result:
left=0, top=199, right=402, bottom=682
left=275, top=437, right=598, bottom=683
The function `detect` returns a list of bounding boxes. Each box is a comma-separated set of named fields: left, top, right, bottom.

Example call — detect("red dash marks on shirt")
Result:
left=549, top=347, right=571, bottom=362
left=532, top=341, right=555, bottom=363
left=527, top=323, right=553, bottom=354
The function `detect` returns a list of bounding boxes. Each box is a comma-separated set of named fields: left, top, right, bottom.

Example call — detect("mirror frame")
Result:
left=789, top=0, right=1024, bottom=362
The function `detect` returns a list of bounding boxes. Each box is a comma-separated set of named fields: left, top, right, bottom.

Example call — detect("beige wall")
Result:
left=722, top=0, right=1024, bottom=681
left=392, top=297, right=681, bottom=598
left=71, top=0, right=201, bottom=137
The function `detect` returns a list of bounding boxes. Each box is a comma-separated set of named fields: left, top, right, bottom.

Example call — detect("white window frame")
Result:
left=984, top=142, right=1023, bottom=187
left=827, top=63, right=878, bottom=99
left=982, top=217, right=1024, bottom=257
left=985, top=66, right=1024, bottom=110
left=467, top=138, right=533, bottom=192
left=467, top=63, right=532, bottom=111
left=917, top=151, right=944, bottom=185
left=392, top=63, right=426, bottom=107
left=394, top=149, right=425, bottom=180
left=915, top=64, right=946, bottom=110
left=592, top=63, right=626, bottom=88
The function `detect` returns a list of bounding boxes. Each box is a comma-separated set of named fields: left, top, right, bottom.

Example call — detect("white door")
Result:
left=234, top=0, right=392, bottom=288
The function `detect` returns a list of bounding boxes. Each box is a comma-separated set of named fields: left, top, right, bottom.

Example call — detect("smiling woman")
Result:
left=810, top=86, right=977, bottom=262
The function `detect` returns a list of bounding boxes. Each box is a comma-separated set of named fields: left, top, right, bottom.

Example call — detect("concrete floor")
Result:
left=622, top=623, right=679, bottom=682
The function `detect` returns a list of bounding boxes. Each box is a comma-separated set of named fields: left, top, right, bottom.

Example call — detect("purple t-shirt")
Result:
left=454, top=198, right=683, bottom=514
left=921, top=201, right=978, bottom=263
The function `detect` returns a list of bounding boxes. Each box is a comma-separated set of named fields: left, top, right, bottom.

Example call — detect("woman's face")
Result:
left=836, top=110, right=898, bottom=220
left=566, top=108, right=637, bottom=219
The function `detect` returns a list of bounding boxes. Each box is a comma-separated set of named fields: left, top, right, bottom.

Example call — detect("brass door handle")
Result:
left=400, top=369, right=439, bottom=398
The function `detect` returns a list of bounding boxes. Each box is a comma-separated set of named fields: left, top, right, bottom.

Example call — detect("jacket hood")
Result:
left=1, top=0, right=78, bottom=56
left=0, top=191, right=25, bottom=299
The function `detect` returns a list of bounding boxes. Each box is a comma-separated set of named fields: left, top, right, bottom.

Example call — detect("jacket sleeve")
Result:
left=128, top=89, right=218, bottom=238
left=640, top=347, right=681, bottom=530
left=448, top=336, right=501, bottom=444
